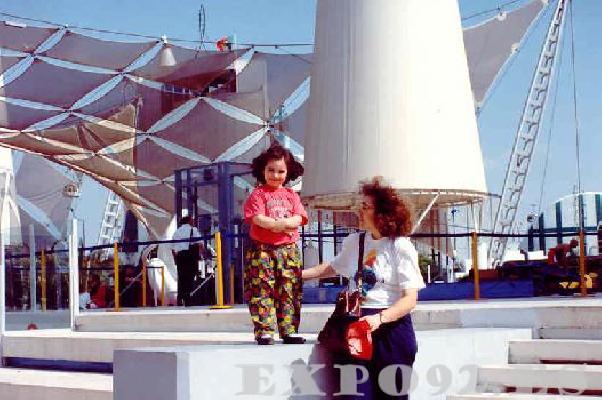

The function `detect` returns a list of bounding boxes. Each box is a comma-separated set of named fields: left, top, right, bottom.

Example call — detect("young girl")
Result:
left=243, top=143, right=308, bottom=345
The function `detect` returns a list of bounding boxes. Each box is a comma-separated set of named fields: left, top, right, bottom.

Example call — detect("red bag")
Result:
left=346, top=320, right=373, bottom=360
left=318, top=233, right=373, bottom=360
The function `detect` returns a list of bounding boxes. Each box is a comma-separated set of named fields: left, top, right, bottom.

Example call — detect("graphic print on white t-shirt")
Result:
left=331, top=232, right=425, bottom=308
left=354, top=248, right=377, bottom=297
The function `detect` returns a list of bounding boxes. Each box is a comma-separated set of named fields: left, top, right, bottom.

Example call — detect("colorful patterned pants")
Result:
left=244, top=242, right=303, bottom=339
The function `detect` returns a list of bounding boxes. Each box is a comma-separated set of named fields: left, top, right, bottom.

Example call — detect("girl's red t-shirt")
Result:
left=243, top=185, right=308, bottom=245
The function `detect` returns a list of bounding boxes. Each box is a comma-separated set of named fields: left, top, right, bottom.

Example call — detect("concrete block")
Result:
left=509, top=339, right=602, bottom=364
left=114, top=344, right=335, bottom=400
left=114, top=328, right=531, bottom=400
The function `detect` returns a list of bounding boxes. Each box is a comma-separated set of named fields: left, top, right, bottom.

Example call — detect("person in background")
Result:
left=88, top=274, right=108, bottom=309
left=302, top=177, right=425, bottom=399
left=171, top=216, right=201, bottom=306
left=243, top=143, right=308, bottom=345
left=548, top=239, right=579, bottom=267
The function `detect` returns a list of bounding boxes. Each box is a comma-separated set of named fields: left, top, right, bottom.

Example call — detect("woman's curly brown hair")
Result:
left=361, top=177, right=413, bottom=238
left=251, top=143, right=304, bottom=185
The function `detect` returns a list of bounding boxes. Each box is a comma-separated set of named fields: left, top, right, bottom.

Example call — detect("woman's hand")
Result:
left=359, top=313, right=382, bottom=332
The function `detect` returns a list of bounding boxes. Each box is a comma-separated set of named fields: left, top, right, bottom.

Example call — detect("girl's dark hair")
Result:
left=361, top=177, right=413, bottom=238
left=251, top=143, right=304, bottom=185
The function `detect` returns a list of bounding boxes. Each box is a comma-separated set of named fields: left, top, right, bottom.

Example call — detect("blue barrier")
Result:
left=302, top=280, right=534, bottom=304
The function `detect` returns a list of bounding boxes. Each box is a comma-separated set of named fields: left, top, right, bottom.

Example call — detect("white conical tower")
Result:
left=303, top=0, right=488, bottom=210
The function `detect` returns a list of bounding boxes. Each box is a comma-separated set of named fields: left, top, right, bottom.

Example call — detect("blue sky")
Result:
left=1, top=0, right=600, bottom=242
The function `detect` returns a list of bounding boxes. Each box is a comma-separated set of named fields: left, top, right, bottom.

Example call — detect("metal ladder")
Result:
left=97, top=190, right=124, bottom=258
left=490, top=0, right=568, bottom=265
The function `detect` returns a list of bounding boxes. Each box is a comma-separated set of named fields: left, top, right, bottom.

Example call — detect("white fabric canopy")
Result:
left=0, top=21, right=312, bottom=236
left=0, top=0, right=543, bottom=235
left=14, top=152, right=78, bottom=245
left=464, top=0, right=545, bottom=105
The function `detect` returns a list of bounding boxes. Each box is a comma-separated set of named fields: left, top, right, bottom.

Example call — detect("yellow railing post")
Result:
left=142, top=261, right=147, bottom=307
left=579, top=230, right=587, bottom=297
left=210, top=231, right=232, bottom=309
left=471, top=232, right=480, bottom=300
left=41, top=249, right=47, bottom=311
left=230, top=266, right=235, bottom=305
left=160, top=265, right=165, bottom=306
left=113, top=242, right=120, bottom=311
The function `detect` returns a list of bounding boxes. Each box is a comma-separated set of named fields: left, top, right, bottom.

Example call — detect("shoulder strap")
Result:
left=357, top=232, right=366, bottom=293
left=189, top=226, right=193, bottom=250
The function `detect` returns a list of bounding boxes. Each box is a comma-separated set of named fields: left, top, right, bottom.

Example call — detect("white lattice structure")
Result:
left=97, top=190, right=124, bottom=250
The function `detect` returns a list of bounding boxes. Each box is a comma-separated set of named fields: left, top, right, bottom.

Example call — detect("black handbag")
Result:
left=317, top=232, right=367, bottom=357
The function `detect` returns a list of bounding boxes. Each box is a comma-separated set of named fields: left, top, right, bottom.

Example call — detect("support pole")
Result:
left=41, top=250, right=46, bottom=311
left=579, top=230, right=587, bottom=297
left=217, top=162, right=234, bottom=304
left=0, top=231, right=5, bottom=337
left=160, top=266, right=165, bottom=306
left=210, top=231, right=232, bottom=309
left=29, top=225, right=36, bottom=311
left=142, top=258, right=147, bottom=307
left=113, top=242, right=120, bottom=312
left=69, top=219, right=79, bottom=331
left=471, top=231, right=481, bottom=300
left=229, top=267, right=235, bottom=305
left=317, top=211, right=323, bottom=264
left=411, top=194, right=440, bottom=234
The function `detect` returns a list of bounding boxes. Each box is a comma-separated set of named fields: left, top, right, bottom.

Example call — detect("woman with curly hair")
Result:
left=302, top=177, right=425, bottom=399
left=243, top=143, right=308, bottom=345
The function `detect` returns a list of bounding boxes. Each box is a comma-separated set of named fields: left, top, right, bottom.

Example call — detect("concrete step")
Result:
left=0, top=368, right=112, bottom=400
left=2, top=329, right=317, bottom=363
left=74, top=305, right=332, bottom=332
left=509, top=339, right=602, bottom=364
left=539, top=327, right=602, bottom=340
left=449, top=394, right=602, bottom=399
left=73, top=298, right=602, bottom=333
left=478, top=364, right=602, bottom=393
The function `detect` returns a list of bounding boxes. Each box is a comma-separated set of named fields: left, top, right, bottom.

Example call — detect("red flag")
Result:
left=216, top=36, right=230, bottom=52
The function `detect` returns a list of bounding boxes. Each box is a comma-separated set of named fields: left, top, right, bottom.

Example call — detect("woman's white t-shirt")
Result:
left=330, top=232, right=425, bottom=308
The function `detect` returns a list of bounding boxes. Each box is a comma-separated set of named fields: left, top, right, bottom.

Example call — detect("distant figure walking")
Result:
left=171, top=216, right=200, bottom=306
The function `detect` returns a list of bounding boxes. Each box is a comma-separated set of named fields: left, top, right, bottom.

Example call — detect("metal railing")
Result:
left=1, top=219, right=601, bottom=338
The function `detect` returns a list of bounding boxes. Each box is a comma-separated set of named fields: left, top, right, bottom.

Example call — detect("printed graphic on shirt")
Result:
left=364, top=249, right=377, bottom=267
left=354, top=249, right=378, bottom=297
left=266, top=198, right=292, bottom=219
